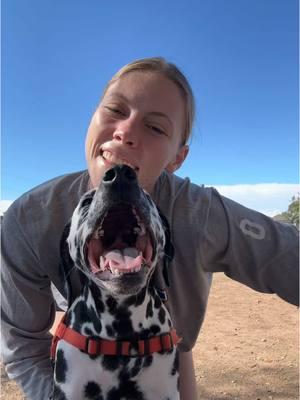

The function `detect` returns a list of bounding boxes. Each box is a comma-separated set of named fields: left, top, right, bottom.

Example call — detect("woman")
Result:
left=1, top=57, right=298, bottom=399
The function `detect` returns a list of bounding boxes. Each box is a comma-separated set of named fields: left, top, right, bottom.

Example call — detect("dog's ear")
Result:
left=59, top=222, right=87, bottom=307
left=157, top=209, right=174, bottom=287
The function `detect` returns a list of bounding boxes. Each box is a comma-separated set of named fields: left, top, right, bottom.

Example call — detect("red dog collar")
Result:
left=51, top=320, right=181, bottom=359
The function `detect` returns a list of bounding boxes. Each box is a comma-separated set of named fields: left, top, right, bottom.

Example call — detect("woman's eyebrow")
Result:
left=105, top=92, right=129, bottom=102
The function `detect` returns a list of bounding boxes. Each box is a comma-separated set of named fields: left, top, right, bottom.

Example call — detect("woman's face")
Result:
left=85, top=71, right=189, bottom=192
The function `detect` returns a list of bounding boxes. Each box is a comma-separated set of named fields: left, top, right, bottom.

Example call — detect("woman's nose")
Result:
left=113, top=119, right=139, bottom=147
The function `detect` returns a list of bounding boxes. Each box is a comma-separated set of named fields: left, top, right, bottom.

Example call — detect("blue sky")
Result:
left=1, top=0, right=299, bottom=214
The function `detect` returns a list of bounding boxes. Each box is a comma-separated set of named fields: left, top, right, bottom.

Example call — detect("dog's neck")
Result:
left=67, top=281, right=171, bottom=341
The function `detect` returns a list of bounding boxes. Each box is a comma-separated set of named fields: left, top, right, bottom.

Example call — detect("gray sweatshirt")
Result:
left=1, top=170, right=299, bottom=399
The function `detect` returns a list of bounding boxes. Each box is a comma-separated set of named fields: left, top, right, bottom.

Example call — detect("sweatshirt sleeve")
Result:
left=1, top=203, right=56, bottom=399
left=200, top=188, right=299, bottom=306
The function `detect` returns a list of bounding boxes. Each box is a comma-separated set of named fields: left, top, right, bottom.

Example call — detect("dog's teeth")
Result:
left=99, top=229, right=104, bottom=237
left=99, top=256, right=104, bottom=269
left=112, top=268, right=121, bottom=275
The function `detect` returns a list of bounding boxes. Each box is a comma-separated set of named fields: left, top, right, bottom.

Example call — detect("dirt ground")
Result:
left=1, top=273, right=298, bottom=399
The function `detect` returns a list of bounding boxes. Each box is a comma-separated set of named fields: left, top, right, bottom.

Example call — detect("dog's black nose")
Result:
left=103, top=164, right=138, bottom=186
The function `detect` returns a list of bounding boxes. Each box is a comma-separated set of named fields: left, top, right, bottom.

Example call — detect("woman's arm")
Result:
left=1, top=205, right=56, bottom=399
left=201, top=189, right=299, bottom=306
left=179, top=350, right=198, bottom=399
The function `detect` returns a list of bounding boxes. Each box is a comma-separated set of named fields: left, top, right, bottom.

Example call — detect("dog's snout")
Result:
left=103, top=165, right=137, bottom=186
left=95, top=164, right=141, bottom=210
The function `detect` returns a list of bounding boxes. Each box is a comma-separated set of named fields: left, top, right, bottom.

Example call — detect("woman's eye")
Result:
left=147, top=124, right=166, bottom=135
left=105, top=106, right=125, bottom=116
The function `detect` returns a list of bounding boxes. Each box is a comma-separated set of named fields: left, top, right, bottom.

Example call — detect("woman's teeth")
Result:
left=102, top=150, right=138, bottom=170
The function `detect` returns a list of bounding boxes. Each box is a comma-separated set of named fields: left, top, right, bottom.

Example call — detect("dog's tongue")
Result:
left=101, top=247, right=143, bottom=272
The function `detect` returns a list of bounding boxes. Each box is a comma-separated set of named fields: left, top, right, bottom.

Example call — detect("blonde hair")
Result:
left=103, top=57, right=195, bottom=145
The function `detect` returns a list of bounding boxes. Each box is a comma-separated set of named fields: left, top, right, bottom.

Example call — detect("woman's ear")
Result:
left=166, top=145, right=189, bottom=173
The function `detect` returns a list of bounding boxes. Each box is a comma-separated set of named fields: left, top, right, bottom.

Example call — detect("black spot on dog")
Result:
left=121, top=357, right=131, bottom=367
left=69, top=294, right=102, bottom=335
left=76, top=247, right=82, bottom=266
left=138, top=329, right=151, bottom=340
left=94, top=298, right=105, bottom=314
left=83, top=284, right=90, bottom=300
left=89, top=282, right=105, bottom=314
left=105, top=325, right=114, bottom=337
left=150, top=324, right=161, bottom=335
left=88, top=353, right=100, bottom=361
left=102, top=355, right=121, bottom=371
left=138, top=324, right=162, bottom=340
left=84, top=327, right=93, bottom=336
left=130, top=357, right=143, bottom=378
left=158, top=307, right=166, bottom=324
left=72, top=300, right=88, bottom=332
left=106, top=296, right=118, bottom=315
left=117, top=357, right=142, bottom=381
left=167, top=318, right=172, bottom=328
left=112, top=316, right=134, bottom=339
left=118, top=366, right=131, bottom=382
left=52, top=384, right=67, bottom=400
left=143, top=355, right=153, bottom=368
left=124, top=287, right=147, bottom=308
left=154, top=293, right=162, bottom=309
left=64, top=312, right=72, bottom=326
left=107, top=380, right=145, bottom=400
left=171, top=351, right=179, bottom=375
left=146, top=299, right=153, bottom=318
left=110, top=306, right=134, bottom=339
left=123, top=294, right=136, bottom=308
left=55, top=349, right=67, bottom=383
left=134, top=287, right=147, bottom=306
left=84, top=381, right=103, bottom=399
left=89, top=308, right=102, bottom=334
left=72, top=299, right=102, bottom=334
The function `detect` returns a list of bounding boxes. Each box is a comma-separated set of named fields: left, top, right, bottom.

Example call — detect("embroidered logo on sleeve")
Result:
left=240, top=219, right=266, bottom=240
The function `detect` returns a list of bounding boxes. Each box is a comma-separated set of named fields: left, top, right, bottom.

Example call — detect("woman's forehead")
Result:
left=103, top=72, right=185, bottom=116
left=107, top=71, right=177, bottom=94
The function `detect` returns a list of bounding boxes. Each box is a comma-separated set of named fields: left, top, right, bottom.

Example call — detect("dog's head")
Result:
left=63, top=165, right=173, bottom=296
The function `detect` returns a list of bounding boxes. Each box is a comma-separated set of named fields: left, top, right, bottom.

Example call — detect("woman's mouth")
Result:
left=101, top=150, right=139, bottom=171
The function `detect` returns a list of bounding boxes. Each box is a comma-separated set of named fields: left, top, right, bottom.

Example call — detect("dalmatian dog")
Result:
left=51, top=164, right=180, bottom=400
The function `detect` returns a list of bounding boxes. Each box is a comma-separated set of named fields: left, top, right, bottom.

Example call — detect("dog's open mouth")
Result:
left=86, top=204, right=153, bottom=278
